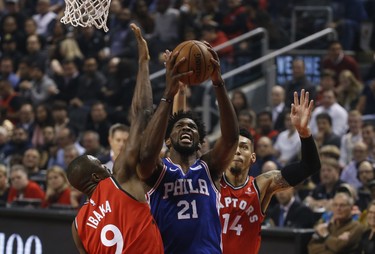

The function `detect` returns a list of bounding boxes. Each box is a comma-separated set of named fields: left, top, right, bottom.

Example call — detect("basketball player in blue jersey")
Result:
left=138, top=45, right=239, bottom=253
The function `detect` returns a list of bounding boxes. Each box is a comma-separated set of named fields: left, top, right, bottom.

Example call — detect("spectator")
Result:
left=220, top=0, right=247, bottom=40
left=3, top=126, right=32, bottom=160
left=108, top=8, right=138, bottom=59
left=1, top=33, right=22, bottom=69
left=339, top=110, right=363, bottom=167
left=51, top=100, right=70, bottom=136
left=315, top=69, right=336, bottom=107
left=0, top=79, right=23, bottom=124
left=7, top=164, right=45, bottom=205
left=0, top=125, right=10, bottom=162
left=25, top=34, right=48, bottom=67
left=20, top=62, right=58, bottom=105
left=356, top=80, right=375, bottom=117
left=307, top=192, right=364, bottom=254
left=273, top=110, right=301, bottom=166
left=0, top=57, right=20, bottom=89
left=32, top=0, right=56, bottom=38
left=304, top=157, right=344, bottom=213
left=336, top=70, right=363, bottom=111
left=149, top=0, right=180, bottom=58
left=310, top=89, right=348, bottom=136
left=314, top=113, right=341, bottom=149
left=237, top=109, right=256, bottom=138
left=16, top=103, right=35, bottom=139
left=48, top=126, right=84, bottom=168
left=42, top=165, right=71, bottom=208
left=81, top=130, right=106, bottom=158
left=231, top=89, right=252, bottom=116
left=22, top=148, right=42, bottom=176
left=39, top=125, right=56, bottom=169
left=356, top=160, right=375, bottom=211
left=267, top=187, right=316, bottom=228
left=0, top=15, right=26, bottom=53
left=249, top=136, right=281, bottom=177
left=362, top=123, right=375, bottom=162
left=76, top=26, right=106, bottom=60
left=131, top=0, right=155, bottom=34
left=201, top=23, right=233, bottom=73
left=31, top=103, right=54, bottom=148
left=328, top=0, right=368, bottom=50
left=269, top=85, right=288, bottom=132
left=52, top=60, right=80, bottom=105
left=85, top=101, right=112, bottom=148
left=358, top=201, right=375, bottom=254
left=71, top=57, right=106, bottom=109
left=321, top=41, right=361, bottom=83
left=63, top=144, right=79, bottom=170
left=254, top=110, right=279, bottom=144
left=341, top=141, right=370, bottom=189
left=0, top=164, right=9, bottom=205
left=99, top=123, right=129, bottom=172
left=283, top=59, right=317, bottom=108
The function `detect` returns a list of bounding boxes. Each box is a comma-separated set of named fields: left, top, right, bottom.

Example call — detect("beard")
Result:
left=172, top=140, right=198, bottom=156
left=229, top=165, right=242, bottom=175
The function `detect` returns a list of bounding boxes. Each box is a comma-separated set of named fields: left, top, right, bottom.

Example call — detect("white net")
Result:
left=60, top=0, right=111, bottom=32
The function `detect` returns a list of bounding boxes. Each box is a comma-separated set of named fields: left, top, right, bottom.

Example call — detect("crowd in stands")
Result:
left=0, top=0, right=375, bottom=252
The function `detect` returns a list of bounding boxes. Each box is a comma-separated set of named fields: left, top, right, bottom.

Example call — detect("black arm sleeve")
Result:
left=281, top=135, right=321, bottom=186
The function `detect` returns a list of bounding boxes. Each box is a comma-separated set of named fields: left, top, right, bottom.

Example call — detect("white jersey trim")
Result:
left=147, top=164, right=167, bottom=198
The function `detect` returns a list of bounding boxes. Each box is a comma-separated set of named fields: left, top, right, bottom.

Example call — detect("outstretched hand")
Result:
left=130, top=23, right=149, bottom=61
left=290, top=89, right=314, bottom=138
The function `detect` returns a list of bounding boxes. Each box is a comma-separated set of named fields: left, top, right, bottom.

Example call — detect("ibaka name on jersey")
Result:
left=86, top=200, right=112, bottom=229
left=222, top=197, right=259, bottom=223
left=163, top=179, right=210, bottom=199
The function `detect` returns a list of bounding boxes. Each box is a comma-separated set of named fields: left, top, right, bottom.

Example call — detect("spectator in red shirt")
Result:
left=7, top=164, right=45, bottom=205
left=322, top=41, right=361, bottom=84
left=42, top=165, right=71, bottom=208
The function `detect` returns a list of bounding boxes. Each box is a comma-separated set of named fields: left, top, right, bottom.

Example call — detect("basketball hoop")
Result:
left=60, top=0, right=111, bottom=32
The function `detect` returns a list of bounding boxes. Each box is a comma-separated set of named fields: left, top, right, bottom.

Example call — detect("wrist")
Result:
left=212, top=81, right=224, bottom=87
left=161, top=97, right=173, bottom=104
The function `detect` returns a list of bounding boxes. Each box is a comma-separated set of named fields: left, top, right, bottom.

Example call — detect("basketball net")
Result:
left=60, top=0, right=111, bottom=32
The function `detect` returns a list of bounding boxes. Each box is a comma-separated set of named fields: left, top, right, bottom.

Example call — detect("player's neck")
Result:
left=225, top=171, right=248, bottom=187
left=169, top=149, right=197, bottom=173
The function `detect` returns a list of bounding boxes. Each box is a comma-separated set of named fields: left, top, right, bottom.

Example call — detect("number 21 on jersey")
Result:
left=177, top=200, right=198, bottom=219
left=222, top=213, right=243, bottom=236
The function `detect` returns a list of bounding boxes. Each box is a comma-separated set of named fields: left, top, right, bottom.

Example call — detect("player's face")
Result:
left=170, top=118, right=200, bottom=155
left=229, top=135, right=255, bottom=175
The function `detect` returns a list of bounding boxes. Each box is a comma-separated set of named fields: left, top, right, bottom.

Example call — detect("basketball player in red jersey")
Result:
left=220, top=90, right=321, bottom=254
left=67, top=24, right=164, bottom=254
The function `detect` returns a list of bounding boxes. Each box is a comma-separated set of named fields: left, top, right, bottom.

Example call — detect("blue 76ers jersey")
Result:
left=147, top=157, right=222, bottom=254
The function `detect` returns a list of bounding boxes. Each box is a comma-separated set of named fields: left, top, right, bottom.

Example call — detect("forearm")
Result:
left=139, top=99, right=172, bottom=179
left=213, top=82, right=239, bottom=143
left=281, top=135, right=321, bottom=186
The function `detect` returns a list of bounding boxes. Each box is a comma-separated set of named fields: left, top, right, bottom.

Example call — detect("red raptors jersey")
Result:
left=220, top=175, right=265, bottom=254
left=75, top=177, right=163, bottom=254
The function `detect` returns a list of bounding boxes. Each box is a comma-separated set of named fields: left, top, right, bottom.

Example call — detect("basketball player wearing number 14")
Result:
left=67, top=24, right=163, bottom=254
left=220, top=90, right=321, bottom=254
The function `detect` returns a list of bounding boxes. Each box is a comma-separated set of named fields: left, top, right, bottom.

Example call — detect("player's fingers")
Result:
left=202, top=41, right=213, bottom=49
left=293, top=91, right=298, bottom=106
left=304, top=91, right=310, bottom=107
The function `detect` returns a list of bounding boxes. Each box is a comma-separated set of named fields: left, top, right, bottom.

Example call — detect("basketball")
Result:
left=173, top=40, right=214, bottom=85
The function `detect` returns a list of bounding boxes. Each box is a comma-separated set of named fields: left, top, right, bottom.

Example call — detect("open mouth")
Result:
left=180, top=133, right=192, bottom=143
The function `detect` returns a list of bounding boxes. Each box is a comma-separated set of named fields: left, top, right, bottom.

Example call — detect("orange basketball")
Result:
left=173, top=40, right=214, bottom=85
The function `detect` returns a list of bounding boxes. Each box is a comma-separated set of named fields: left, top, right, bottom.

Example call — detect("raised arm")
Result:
left=139, top=50, right=192, bottom=182
left=113, top=23, right=153, bottom=183
left=201, top=46, right=239, bottom=183
left=256, top=89, right=321, bottom=212
left=173, top=82, right=187, bottom=113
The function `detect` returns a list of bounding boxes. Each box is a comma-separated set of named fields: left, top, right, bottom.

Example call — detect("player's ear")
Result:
left=165, top=138, right=171, bottom=148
